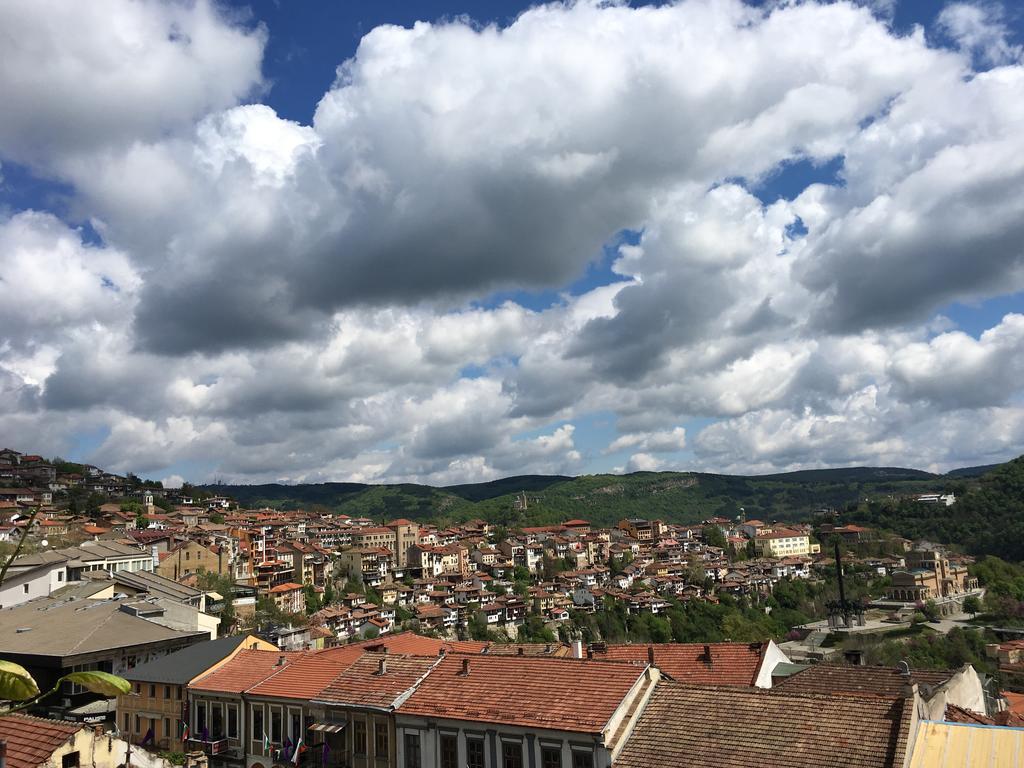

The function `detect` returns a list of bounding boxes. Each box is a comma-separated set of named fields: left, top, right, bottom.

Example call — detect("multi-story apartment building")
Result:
left=752, top=530, right=815, bottom=558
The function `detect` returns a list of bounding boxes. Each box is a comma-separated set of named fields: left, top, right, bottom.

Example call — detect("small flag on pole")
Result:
left=321, top=742, right=330, bottom=764
left=181, top=721, right=190, bottom=741
left=291, top=737, right=303, bottom=764
left=263, top=732, right=271, bottom=755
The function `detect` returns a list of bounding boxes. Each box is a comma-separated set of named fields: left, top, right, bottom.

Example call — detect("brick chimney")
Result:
left=459, top=658, right=471, bottom=676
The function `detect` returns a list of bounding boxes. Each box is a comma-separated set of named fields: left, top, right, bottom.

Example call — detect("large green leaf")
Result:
left=0, top=660, right=41, bottom=700
left=63, top=671, right=132, bottom=697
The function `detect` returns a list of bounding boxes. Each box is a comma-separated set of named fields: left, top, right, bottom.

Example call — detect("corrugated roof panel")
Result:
left=910, top=721, right=1024, bottom=768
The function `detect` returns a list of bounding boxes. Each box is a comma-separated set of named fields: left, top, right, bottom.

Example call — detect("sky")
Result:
left=1, top=0, right=1024, bottom=487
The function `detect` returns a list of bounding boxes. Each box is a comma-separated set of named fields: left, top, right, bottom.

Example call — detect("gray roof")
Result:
left=104, top=569, right=202, bottom=602
left=48, top=570, right=202, bottom=604
left=14, top=540, right=149, bottom=568
left=0, top=596, right=206, bottom=659
left=125, top=635, right=256, bottom=684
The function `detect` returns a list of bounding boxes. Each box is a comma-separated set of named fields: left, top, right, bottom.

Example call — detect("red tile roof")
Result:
left=597, top=642, right=769, bottom=686
left=268, top=582, right=303, bottom=593
left=0, top=715, right=82, bottom=768
left=615, top=681, right=913, bottom=768
left=945, top=704, right=1024, bottom=727
left=246, top=646, right=365, bottom=699
left=353, top=630, right=487, bottom=656
left=773, top=664, right=956, bottom=697
left=191, top=649, right=305, bottom=693
left=315, top=653, right=438, bottom=708
left=398, top=655, right=645, bottom=733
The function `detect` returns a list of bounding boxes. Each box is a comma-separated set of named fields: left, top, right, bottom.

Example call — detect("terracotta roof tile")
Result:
left=398, top=655, right=644, bottom=733
left=191, top=649, right=305, bottom=693
left=773, top=664, right=956, bottom=697
left=315, top=653, right=438, bottom=709
left=246, top=646, right=365, bottom=699
left=615, top=681, right=913, bottom=768
left=946, top=703, right=1024, bottom=727
left=597, top=642, right=768, bottom=686
left=0, top=715, right=82, bottom=768
left=352, top=630, right=487, bottom=656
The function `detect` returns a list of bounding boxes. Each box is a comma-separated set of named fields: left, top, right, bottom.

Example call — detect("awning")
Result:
left=307, top=722, right=346, bottom=733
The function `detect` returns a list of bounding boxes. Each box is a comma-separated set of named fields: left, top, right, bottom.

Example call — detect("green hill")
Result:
left=848, top=455, right=1024, bottom=560
left=202, top=459, right=1010, bottom=529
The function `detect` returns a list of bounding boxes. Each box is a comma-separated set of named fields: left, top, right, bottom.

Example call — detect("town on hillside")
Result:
left=3, top=446, right=1024, bottom=768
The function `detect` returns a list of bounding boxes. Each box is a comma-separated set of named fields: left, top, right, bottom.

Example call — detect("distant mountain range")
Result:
left=201, top=459, right=1008, bottom=528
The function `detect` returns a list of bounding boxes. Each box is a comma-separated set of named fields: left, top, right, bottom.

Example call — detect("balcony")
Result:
left=187, top=738, right=230, bottom=755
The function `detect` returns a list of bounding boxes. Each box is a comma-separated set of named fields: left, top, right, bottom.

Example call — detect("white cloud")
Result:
left=608, top=428, right=688, bottom=454
left=0, top=0, right=265, bottom=170
left=1, top=0, right=1024, bottom=482
left=938, top=2, right=1023, bottom=66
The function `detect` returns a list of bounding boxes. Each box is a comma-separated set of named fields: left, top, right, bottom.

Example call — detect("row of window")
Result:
left=403, top=734, right=593, bottom=768
left=195, top=700, right=241, bottom=741
left=124, top=713, right=177, bottom=742
left=133, top=683, right=183, bottom=700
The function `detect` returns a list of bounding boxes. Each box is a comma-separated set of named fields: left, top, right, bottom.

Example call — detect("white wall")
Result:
left=754, top=640, right=793, bottom=688
left=0, top=561, right=66, bottom=609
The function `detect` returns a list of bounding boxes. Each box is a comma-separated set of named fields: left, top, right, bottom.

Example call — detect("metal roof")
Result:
left=910, top=721, right=1024, bottom=768
left=125, top=635, right=259, bottom=684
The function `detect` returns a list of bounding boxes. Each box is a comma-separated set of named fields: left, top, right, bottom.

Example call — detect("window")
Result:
left=175, top=685, right=181, bottom=699
left=58, top=571, right=64, bottom=581
left=134, top=715, right=141, bottom=733
left=61, top=753, right=79, bottom=768
left=503, top=741, right=523, bottom=768
left=227, top=705, right=239, bottom=740
left=571, top=753, right=593, bottom=768
left=252, top=706, right=264, bottom=748
left=271, top=707, right=282, bottom=744
left=403, top=733, right=421, bottom=768
left=23, top=584, right=29, bottom=594
left=353, top=720, right=367, bottom=755
left=164, top=685, right=171, bottom=700
left=440, top=734, right=458, bottom=768
left=289, top=708, right=303, bottom=741
left=164, top=719, right=171, bottom=740
left=149, top=684, right=156, bottom=698
left=466, top=741, right=485, bottom=768
left=211, top=703, right=224, bottom=740
left=196, top=702, right=207, bottom=737
left=542, top=747, right=562, bottom=768
left=374, top=722, right=389, bottom=759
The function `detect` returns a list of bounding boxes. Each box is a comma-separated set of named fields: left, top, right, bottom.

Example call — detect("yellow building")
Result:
left=753, top=530, right=813, bottom=558
left=156, top=540, right=230, bottom=581
left=118, top=634, right=275, bottom=752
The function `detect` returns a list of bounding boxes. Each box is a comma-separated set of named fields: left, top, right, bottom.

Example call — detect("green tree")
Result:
left=962, top=595, right=982, bottom=617
left=702, top=525, right=727, bottom=549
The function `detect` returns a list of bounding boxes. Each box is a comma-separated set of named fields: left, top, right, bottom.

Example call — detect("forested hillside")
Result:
left=849, top=456, right=1024, bottom=561
left=203, top=461, right=989, bottom=528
